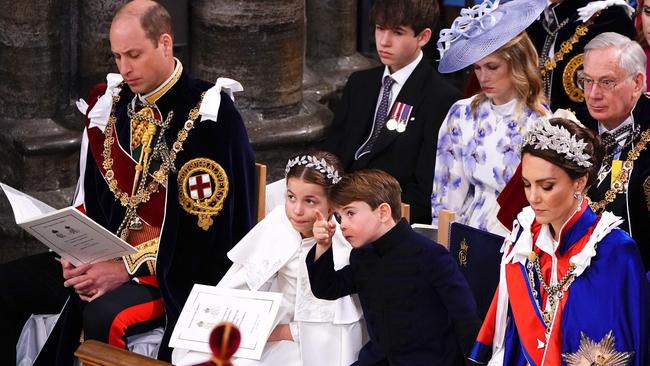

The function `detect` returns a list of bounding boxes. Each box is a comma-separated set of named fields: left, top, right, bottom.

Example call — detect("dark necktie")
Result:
left=601, top=124, right=634, bottom=166
left=357, top=75, right=396, bottom=157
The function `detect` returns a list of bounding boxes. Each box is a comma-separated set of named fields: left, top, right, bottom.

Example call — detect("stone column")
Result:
left=78, top=0, right=127, bottom=97
left=191, top=0, right=332, bottom=179
left=0, top=0, right=81, bottom=262
left=306, top=0, right=376, bottom=94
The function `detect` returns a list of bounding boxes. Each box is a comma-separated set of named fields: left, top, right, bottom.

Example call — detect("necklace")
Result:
left=589, top=128, right=650, bottom=213
left=101, top=91, right=205, bottom=240
left=540, top=13, right=600, bottom=101
left=526, top=251, right=576, bottom=335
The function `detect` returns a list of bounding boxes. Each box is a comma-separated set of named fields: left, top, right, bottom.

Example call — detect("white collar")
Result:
left=490, top=98, right=519, bottom=117
left=382, top=51, right=422, bottom=86
left=507, top=206, right=623, bottom=276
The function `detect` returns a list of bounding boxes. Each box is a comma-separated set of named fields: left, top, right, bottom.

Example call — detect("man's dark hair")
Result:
left=139, top=2, right=173, bottom=46
left=114, top=1, right=173, bottom=47
left=370, top=0, right=439, bottom=35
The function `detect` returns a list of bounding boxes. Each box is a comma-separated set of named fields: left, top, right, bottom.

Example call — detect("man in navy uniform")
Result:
left=0, top=1, right=255, bottom=364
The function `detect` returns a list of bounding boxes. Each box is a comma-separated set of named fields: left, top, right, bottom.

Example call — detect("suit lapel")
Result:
left=348, top=68, right=384, bottom=157
left=366, top=59, right=430, bottom=160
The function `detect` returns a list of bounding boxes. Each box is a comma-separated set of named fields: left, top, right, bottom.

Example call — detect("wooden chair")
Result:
left=400, top=202, right=410, bottom=223
left=75, top=340, right=170, bottom=366
left=436, top=209, right=456, bottom=250
left=255, top=163, right=267, bottom=223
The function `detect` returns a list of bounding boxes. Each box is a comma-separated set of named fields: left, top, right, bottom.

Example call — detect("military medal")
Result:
left=386, top=102, right=404, bottom=131
left=386, top=118, right=398, bottom=131
left=392, top=102, right=414, bottom=134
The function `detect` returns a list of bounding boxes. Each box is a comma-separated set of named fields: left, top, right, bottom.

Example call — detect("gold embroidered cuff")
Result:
left=122, top=238, right=159, bottom=276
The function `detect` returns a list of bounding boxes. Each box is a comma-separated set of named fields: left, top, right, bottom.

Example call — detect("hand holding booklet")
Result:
left=1, top=182, right=136, bottom=266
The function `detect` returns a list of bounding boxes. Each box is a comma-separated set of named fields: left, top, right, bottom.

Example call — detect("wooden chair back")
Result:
left=255, top=163, right=267, bottom=223
left=400, top=202, right=410, bottom=223
left=436, top=209, right=456, bottom=249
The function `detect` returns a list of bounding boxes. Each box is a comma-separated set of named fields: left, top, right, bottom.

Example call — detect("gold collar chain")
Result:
left=101, top=91, right=205, bottom=239
left=588, top=129, right=650, bottom=213
left=526, top=251, right=577, bottom=336
left=541, top=12, right=600, bottom=76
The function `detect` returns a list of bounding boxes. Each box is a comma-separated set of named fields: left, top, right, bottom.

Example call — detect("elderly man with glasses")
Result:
left=579, top=31, right=650, bottom=271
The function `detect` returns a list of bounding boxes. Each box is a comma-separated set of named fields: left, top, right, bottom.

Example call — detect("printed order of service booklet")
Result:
left=170, top=285, right=283, bottom=360
left=1, top=182, right=136, bottom=266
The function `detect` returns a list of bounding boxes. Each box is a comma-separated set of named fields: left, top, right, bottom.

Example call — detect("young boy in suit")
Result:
left=307, top=170, right=479, bottom=366
left=321, top=0, right=461, bottom=224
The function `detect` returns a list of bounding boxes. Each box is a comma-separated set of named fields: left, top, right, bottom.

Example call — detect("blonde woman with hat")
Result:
left=431, top=0, right=549, bottom=236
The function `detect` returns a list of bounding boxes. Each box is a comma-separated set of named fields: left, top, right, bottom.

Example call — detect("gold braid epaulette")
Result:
left=123, top=238, right=159, bottom=275
left=541, top=12, right=600, bottom=76
left=588, top=128, right=650, bottom=213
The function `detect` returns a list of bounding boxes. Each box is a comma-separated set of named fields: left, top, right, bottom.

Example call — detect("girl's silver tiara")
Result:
left=285, top=155, right=341, bottom=184
left=521, top=118, right=593, bottom=168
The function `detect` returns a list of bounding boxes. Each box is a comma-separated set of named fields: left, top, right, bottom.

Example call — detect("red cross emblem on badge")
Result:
left=188, top=174, right=213, bottom=200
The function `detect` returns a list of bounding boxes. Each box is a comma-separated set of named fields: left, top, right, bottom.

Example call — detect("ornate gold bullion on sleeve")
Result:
left=122, top=238, right=159, bottom=275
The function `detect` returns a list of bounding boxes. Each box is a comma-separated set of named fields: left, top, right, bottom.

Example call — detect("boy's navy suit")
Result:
left=322, top=59, right=460, bottom=224
left=306, top=219, right=480, bottom=366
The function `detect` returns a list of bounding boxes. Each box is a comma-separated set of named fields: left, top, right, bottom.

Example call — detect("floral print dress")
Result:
left=431, top=96, right=547, bottom=236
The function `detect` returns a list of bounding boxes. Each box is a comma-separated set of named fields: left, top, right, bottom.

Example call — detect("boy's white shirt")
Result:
left=375, top=50, right=423, bottom=118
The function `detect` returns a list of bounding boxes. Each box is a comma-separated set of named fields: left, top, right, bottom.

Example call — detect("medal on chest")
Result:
left=386, top=101, right=414, bottom=133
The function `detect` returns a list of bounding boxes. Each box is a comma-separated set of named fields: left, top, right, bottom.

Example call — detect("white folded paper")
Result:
left=1, top=182, right=137, bottom=266
left=170, top=285, right=283, bottom=360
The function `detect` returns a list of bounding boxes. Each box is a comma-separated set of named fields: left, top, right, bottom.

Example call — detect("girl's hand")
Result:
left=313, top=209, right=336, bottom=249
left=267, top=324, right=293, bottom=342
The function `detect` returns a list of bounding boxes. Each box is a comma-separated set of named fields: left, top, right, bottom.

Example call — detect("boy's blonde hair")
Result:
left=330, top=169, right=402, bottom=222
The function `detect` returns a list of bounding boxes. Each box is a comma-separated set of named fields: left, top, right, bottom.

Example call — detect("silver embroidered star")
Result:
left=562, top=331, right=634, bottom=366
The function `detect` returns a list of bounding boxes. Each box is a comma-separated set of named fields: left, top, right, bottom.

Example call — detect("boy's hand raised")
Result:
left=313, top=209, right=336, bottom=254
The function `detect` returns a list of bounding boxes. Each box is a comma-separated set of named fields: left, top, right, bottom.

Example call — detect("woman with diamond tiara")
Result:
left=431, top=0, right=549, bottom=236
left=470, top=118, right=649, bottom=365
left=172, top=151, right=363, bottom=366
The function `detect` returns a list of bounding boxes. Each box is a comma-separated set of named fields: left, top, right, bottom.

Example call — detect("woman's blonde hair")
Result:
left=470, top=32, right=546, bottom=118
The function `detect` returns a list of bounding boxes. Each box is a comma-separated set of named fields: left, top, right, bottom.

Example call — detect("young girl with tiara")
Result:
left=172, top=151, right=364, bottom=366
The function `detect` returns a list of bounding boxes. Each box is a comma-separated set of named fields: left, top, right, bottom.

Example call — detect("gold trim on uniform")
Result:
left=563, top=53, right=584, bottom=103
left=562, top=331, right=634, bottom=366
left=144, top=60, right=184, bottom=104
left=458, top=238, right=468, bottom=267
left=122, top=238, right=159, bottom=275
left=588, top=129, right=650, bottom=213
left=178, top=158, right=229, bottom=230
left=541, top=14, right=598, bottom=76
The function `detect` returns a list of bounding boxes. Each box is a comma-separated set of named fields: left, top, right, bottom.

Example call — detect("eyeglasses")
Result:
left=577, top=72, right=633, bottom=92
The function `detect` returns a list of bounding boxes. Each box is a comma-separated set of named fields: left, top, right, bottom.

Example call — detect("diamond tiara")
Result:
left=522, top=118, right=593, bottom=168
left=285, top=155, right=342, bottom=184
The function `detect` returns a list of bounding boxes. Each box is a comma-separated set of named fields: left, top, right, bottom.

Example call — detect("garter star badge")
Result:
left=178, top=158, right=229, bottom=230
left=562, top=331, right=634, bottom=366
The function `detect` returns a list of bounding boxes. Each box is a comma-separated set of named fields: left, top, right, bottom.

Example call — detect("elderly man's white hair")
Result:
left=584, top=32, right=647, bottom=91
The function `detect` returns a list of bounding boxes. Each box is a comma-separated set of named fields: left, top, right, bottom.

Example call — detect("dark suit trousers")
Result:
left=0, top=252, right=69, bottom=366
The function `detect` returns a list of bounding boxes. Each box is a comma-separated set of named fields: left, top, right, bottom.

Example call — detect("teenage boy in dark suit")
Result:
left=322, top=0, right=461, bottom=224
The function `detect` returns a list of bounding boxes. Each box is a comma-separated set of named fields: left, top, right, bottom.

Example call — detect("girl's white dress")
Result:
left=172, top=205, right=364, bottom=366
